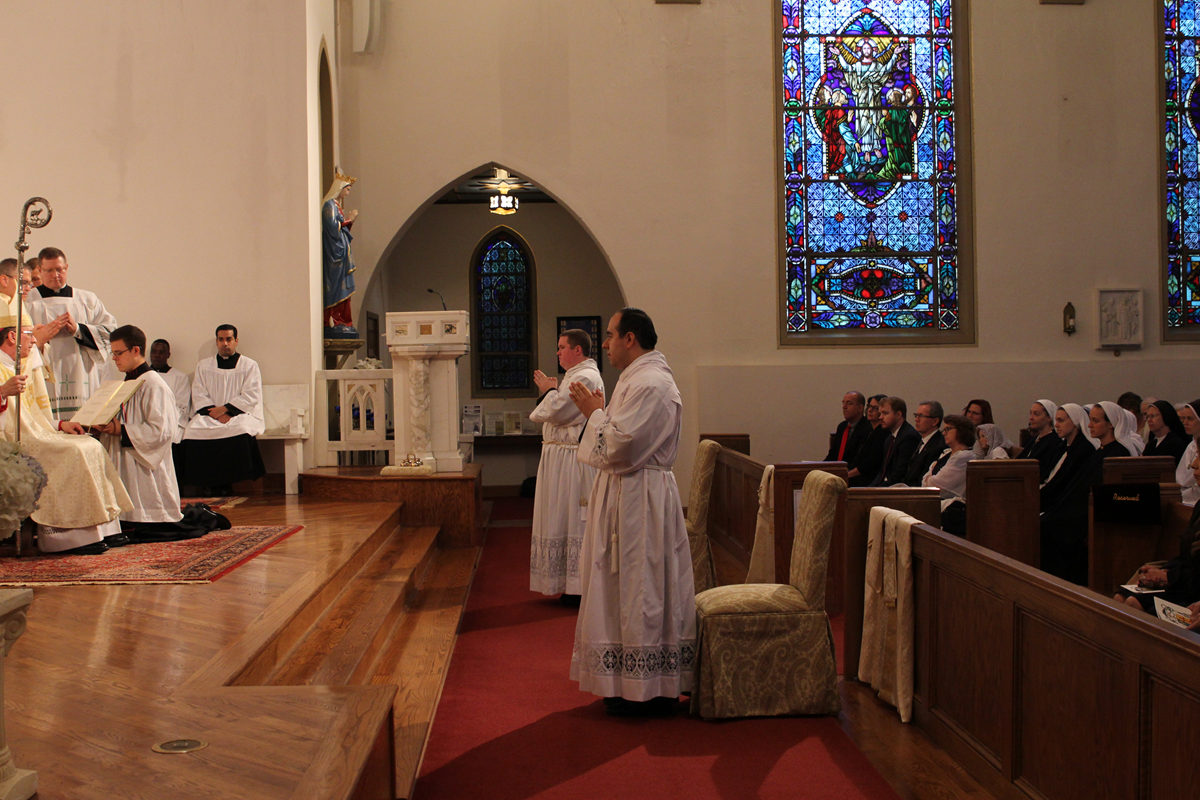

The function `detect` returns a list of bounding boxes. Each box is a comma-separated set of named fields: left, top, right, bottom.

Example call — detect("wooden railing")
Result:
left=704, top=446, right=766, bottom=567
left=909, top=523, right=1200, bottom=800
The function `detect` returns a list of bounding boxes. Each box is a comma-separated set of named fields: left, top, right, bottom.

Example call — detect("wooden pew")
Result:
left=842, top=487, right=941, bottom=681
left=1088, top=483, right=1189, bottom=595
left=704, top=445, right=766, bottom=569
left=700, top=432, right=750, bottom=456
left=1102, top=455, right=1175, bottom=485
left=964, top=459, right=1041, bottom=567
left=909, top=522, right=1200, bottom=800
left=773, top=462, right=850, bottom=612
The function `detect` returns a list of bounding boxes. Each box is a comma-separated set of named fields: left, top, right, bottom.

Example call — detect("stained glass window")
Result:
left=473, top=230, right=537, bottom=393
left=781, top=0, right=963, bottom=336
left=1166, top=0, right=1200, bottom=330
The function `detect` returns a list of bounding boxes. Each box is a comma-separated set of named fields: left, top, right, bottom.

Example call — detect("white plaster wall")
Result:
left=337, top=0, right=1196, bottom=497
left=364, top=202, right=625, bottom=485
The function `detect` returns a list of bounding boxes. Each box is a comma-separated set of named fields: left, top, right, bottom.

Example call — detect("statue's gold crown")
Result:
left=335, top=169, right=357, bottom=186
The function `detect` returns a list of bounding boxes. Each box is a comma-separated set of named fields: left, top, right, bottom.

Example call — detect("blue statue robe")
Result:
left=322, top=198, right=356, bottom=310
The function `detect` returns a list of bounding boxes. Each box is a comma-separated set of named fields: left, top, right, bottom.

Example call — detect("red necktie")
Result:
left=837, top=426, right=850, bottom=461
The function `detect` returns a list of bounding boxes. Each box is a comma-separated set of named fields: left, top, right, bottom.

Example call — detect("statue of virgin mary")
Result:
left=323, top=169, right=358, bottom=338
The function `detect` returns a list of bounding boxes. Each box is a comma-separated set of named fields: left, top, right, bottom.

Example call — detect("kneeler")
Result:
left=858, top=506, right=916, bottom=722
left=690, top=469, right=846, bottom=720
left=686, top=439, right=721, bottom=594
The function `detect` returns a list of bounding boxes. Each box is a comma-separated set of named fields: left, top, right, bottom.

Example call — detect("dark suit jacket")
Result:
left=824, top=416, right=872, bottom=464
left=872, top=421, right=921, bottom=487
left=903, top=430, right=946, bottom=486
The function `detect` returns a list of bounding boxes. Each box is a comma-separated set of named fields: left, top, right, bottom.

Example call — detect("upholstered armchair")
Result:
left=686, top=439, right=722, bottom=594
left=690, top=469, right=847, bottom=719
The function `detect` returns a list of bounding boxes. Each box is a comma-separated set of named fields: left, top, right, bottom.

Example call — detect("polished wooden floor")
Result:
left=6, top=496, right=418, bottom=800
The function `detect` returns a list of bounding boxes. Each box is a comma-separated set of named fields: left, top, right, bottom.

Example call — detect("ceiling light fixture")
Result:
left=489, top=169, right=520, bottom=216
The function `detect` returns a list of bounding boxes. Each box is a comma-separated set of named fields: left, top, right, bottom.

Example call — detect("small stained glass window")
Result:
left=781, top=0, right=967, bottom=339
left=1166, top=0, right=1200, bottom=332
left=472, top=229, right=538, bottom=394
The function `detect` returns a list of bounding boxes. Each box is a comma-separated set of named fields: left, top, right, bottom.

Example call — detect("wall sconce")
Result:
left=1063, top=302, right=1076, bottom=335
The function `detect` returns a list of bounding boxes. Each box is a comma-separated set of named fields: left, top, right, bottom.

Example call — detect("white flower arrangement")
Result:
left=0, top=441, right=47, bottom=537
left=355, top=357, right=385, bottom=370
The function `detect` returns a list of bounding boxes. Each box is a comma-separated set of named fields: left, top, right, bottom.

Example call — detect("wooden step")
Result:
left=266, top=526, right=441, bottom=688
left=372, top=545, right=480, bottom=800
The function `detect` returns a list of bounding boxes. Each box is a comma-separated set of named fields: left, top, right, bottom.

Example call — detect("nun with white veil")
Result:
left=1041, top=403, right=1097, bottom=512
left=1175, top=399, right=1200, bottom=505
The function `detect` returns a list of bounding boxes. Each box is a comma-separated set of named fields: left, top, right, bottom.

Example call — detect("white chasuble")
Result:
left=104, top=370, right=182, bottom=523
left=183, top=354, right=265, bottom=440
left=529, top=358, right=604, bottom=595
left=570, top=350, right=696, bottom=701
left=0, top=352, right=131, bottom=551
left=26, top=286, right=117, bottom=418
left=157, top=368, right=192, bottom=444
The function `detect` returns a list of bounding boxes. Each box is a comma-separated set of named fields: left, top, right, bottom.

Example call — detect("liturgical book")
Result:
left=69, top=377, right=146, bottom=427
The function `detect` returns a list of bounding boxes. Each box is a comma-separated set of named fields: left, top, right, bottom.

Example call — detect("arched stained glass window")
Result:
left=1165, top=0, right=1200, bottom=336
left=471, top=229, right=538, bottom=395
left=779, top=0, right=973, bottom=343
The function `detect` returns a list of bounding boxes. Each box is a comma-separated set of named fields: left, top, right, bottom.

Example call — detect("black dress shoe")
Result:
left=604, top=697, right=678, bottom=717
left=60, top=541, right=109, bottom=556
left=559, top=593, right=581, bottom=608
left=105, top=533, right=132, bottom=548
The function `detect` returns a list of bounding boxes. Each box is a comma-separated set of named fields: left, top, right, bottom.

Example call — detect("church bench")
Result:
left=699, top=432, right=750, bottom=456
left=964, top=459, right=1041, bottom=567
left=702, top=444, right=766, bottom=569
left=841, top=486, right=941, bottom=681
left=909, top=521, right=1200, bottom=800
left=1088, top=483, right=1189, bottom=595
left=1101, top=455, right=1176, bottom=485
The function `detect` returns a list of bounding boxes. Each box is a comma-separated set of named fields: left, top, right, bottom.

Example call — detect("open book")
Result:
left=69, top=377, right=146, bottom=427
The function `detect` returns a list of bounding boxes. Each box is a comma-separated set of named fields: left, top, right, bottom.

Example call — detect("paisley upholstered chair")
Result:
left=686, top=439, right=722, bottom=594
left=690, top=469, right=847, bottom=719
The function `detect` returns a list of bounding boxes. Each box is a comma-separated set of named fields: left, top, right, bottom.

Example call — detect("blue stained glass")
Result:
left=784, top=0, right=959, bottom=333
left=1165, top=0, right=1200, bottom=327
left=475, top=232, right=535, bottom=388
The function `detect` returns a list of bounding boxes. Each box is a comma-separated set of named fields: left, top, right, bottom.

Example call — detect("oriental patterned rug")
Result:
left=0, top=525, right=303, bottom=586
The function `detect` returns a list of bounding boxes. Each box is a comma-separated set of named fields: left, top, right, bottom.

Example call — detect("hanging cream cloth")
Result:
left=859, top=506, right=918, bottom=722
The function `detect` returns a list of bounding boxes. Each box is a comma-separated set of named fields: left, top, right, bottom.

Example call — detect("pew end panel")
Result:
left=910, top=522, right=1200, bottom=800
left=773, top=462, right=849, bottom=612
left=964, top=459, right=1040, bottom=567
left=843, top=487, right=941, bottom=681
left=1102, top=456, right=1176, bottom=486
left=699, top=433, right=751, bottom=456
left=704, top=445, right=767, bottom=573
left=1088, top=483, right=1184, bottom=595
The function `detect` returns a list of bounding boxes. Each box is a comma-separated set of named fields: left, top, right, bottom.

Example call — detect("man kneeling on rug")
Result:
left=93, top=325, right=202, bottom=542
left=0, top=311, right=132, bottom=554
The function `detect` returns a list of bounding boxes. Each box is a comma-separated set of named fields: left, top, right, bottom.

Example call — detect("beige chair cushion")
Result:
left=695, top=583, right=811, bottom=616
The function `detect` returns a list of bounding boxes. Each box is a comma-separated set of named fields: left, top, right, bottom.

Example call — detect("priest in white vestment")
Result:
left=529, top=329, right=605, bottom=599
left=94, top=326, right=184, bottom=536
left=567, top=309, right=696, bottom=715
left=180, top=324, right=265, bottom=493
left=0, top=312, right=131, bottom=554
left=25, top=247, right=118, bottom=418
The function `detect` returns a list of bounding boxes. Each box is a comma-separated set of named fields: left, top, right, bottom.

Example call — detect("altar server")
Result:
left=567, top=308, right=695, bottom=716
left=529, top=329, right=605, bottom=600
left=150, top=339, right=191, bottom=444
left=25, top=247, right=118, bottom=417
left=0, top=312, right=131, bottom=554
left=95, top=326, right=184, bottom=536
left=180, top=324, right=265, bottom=494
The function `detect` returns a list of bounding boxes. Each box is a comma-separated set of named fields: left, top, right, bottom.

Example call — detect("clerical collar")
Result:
left=35, top=285, right=73, bottom=298
left=125, top=362, right=152, bottom=381
left=151, top=365, right=171, bottom=373
left=217, top=353, right=241, bottom=369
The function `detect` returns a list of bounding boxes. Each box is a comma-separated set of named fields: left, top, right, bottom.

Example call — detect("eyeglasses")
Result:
left=110, top=348, right=130, bottom=358
left=913, top=413, right=936, bottom=419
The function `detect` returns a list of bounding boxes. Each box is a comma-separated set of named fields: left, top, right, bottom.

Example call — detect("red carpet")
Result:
left=417, top=525, right=900, bottom=800
left=489, top=497, right=535, bottom=521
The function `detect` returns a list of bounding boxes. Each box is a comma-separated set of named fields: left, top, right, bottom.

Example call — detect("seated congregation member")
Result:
left=1114, top=454, right=1200, bottom=614
left=25, top=247, right=119, bottom=417
left=1023, top=400, right=1064, bottom=481
left=93, top=326, right=187, bottom=539
left=0, top=313, right=131, bottom=554
left=847, top=393, right=888, bottom=487
left=962, top=398, right=993, bottom=427
left=181, top=324, right=265, bottom=495
left=1177, top=400, right=1200, bottom=504
left=976, top=423, right=1012, bottom=459
left=1143, top=400, right=1189, bottom=467
left=922, top=415, right=977, bottom=536
left=870, top=396, right=920, bottom=487
left=1139, top=396, right=1159, bottom=442
left=1117, top=391, right=1145, bottom=451
left=150, top=338, right=191, bottom=485
left=903, top=400, right=945, bottom=486
left=1040, top=401, right=1134, bottom=584
left=1041, top=403, right=1097, bottom=509
left=824, top=391, right=871, bottom=464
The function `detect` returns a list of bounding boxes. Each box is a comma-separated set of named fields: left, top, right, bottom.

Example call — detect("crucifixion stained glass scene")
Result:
left=783, top=0, right=958, bottom=332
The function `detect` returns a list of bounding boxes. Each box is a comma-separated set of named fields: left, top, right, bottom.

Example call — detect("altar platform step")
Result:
left=301, top=464, right=484, bottom=548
